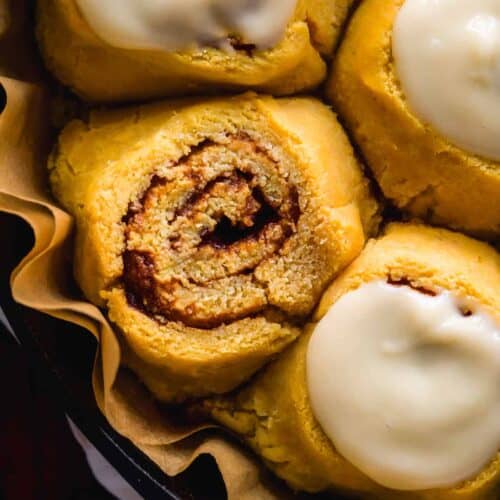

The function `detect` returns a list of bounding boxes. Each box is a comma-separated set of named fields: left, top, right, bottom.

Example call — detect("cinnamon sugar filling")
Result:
left=122, top=136, right=301, bottom=328
left=387, top=277, right=476, bottom=317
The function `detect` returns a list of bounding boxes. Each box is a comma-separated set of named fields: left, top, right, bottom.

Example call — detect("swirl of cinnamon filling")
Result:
left=122, top=136, right=303, bottom=329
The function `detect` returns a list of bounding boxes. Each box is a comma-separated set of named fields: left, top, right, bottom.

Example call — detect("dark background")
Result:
left=0, top=333, right=114, bottom=500
left=0, top=213, right=228, bottom=500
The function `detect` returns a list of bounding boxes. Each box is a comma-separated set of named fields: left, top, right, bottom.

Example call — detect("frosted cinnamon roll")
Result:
left=36, top=0, right=354, bottom=102
left=49, top=94, right=378, bottom=402
left=207, top=223, right=500, bottom=499
left=329, top=0, right=500, bottom=238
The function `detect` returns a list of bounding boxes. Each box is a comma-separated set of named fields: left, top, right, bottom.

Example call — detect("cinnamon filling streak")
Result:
left=387, top=277, right=474, bottom=317
left=122, top=136, right=300, bottom=328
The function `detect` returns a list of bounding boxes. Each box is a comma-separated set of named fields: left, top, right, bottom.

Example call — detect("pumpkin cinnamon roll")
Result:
left=329, top=0, right=500, bottom=238
left=36, top=0, right=354, bottom=102
left=206, top=223, right=500, bottom=499
left=49, top=94, right=378, bottom=402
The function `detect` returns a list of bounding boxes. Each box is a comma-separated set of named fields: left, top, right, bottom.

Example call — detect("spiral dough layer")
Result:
left=123, top=136, right=301, bottom=329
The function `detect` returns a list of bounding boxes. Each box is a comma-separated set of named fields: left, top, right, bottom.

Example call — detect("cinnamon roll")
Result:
left=328, top=0, right=500, bottom=238
left=36, top=0, right=354, bottom=102
left=49, top=94, right=378, bottom=402
left=207, top=223, right=500, bottom=498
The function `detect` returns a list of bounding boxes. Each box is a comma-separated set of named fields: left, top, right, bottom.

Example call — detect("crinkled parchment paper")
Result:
left=0, top=2, right=286, bottom=498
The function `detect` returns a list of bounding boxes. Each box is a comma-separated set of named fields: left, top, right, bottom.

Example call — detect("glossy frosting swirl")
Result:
left=76, top=0, right=298, bottom=51
left=393, top=0, right=500, bottom=160
left=307, top=281, right=500, bottom=490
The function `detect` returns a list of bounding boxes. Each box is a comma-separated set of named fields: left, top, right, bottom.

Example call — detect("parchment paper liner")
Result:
left=0, top=3, right=288, bottom=498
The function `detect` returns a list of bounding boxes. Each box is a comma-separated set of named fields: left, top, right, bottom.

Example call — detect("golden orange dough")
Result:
left=49, top=93, right=379, bottom=402
left=207, top=223, right=500, bottom=499
left=328, top=0, right=500, bottom=239
left=36, top=0, right=354, bottom=102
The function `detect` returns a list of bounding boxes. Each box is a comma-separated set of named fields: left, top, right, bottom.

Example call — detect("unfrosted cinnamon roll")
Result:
left=49, top=94, right=378, bottom=402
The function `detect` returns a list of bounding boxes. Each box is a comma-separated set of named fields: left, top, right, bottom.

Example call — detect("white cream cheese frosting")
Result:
left=307, top=281, right=500, bottom=491
left=392, top=0, right=500, bottom=161
left=75, top=0, right=298, bottom=52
